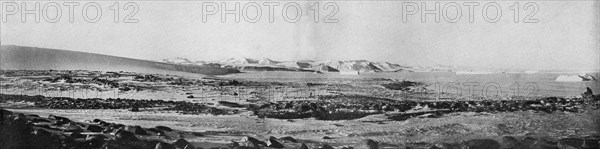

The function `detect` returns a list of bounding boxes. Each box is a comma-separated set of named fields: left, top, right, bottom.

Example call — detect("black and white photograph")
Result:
left=0, top=0, right=599, bottom=148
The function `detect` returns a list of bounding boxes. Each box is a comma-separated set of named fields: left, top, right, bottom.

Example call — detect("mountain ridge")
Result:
left=160, top=57, right=460, bottom=73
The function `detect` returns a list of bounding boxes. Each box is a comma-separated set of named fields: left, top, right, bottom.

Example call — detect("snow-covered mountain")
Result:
left=161, top=57, right=461, bottom=73
left=218, top=57, right=259, bottom=65
left=161, top=57, right=198, bottom=65
left=257, top=58, right=279, bottom=65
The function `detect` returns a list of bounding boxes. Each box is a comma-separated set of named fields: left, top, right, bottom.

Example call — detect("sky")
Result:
left=1, top=1, right=598, bottom=70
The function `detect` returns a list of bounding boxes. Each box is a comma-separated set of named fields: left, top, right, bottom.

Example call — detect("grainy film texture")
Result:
left=0, top=0, right=599, bottom=149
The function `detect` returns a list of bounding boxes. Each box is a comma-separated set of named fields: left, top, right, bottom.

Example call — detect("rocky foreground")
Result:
left=1, top=108, right=600, bottom=149
left=2, top=88, right=600, bottom=148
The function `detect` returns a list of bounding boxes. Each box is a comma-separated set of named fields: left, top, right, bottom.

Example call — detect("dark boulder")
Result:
left=92, top=119, right=103, bottom=123
left=529, top=138, right=558, bottom=149
left=0, top=108, right=13, bottom=116
left=522, top=137, right=537, bottom=148
left=86, top=135, right=107, bottom=148
left=501, top=136, right=522, bottom=149
left=266, top=137, right=285, bottom=148
left=581, top=138, right=599, bottom=149
left=30, top=129, right=59, bottom=149
left=173, top=138, right=193, bottom=149
left=463, top=139, right=501, bottom=149
left=114, top=129, right=139, bottom=142
left=155, top=142, right=176, bottom=149
left=130, top=107, right=140, bottom=112
left=241, top=136, right=265, bottom=148
left=27, top=114, right=40, bottom=117
left=113, top=124, right=125, bottom=129
left=125, top=125, right=149, bottom=135
left=280, top=136, right=298, bottom=143
left=219, top=101, right=244, bottom=108
left=557, top=138, right=586, bottom=149
left=86, top=124, right=104, bottom=132
left=63, top=123, right=83, bottom=132
left=146, top=127, right=160, bottom=132
left=69, top=131, right=86, bottom=139
left=31, top=118, right=51, bottom=123
left=192, top=132, right=203, bottom=137
left=155, top=125, right=173, bottom=131
left=357, top=139, right=378, bottom=149
left=230, top=141, right=240, bottom=148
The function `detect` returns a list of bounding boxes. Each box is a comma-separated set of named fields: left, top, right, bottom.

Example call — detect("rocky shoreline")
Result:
left=2, top=92, right=600, bottom=121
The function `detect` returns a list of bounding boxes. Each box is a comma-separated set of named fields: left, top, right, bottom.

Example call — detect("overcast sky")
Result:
left=1, top=1, right=598, bottom=70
